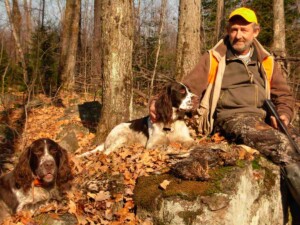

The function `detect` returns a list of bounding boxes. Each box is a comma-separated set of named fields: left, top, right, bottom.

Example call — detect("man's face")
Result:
left=227, top=17, right=260, bottom=55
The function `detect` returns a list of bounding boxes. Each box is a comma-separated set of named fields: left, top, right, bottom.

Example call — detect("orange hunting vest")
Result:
left=207, top=51, right=274, bottom=89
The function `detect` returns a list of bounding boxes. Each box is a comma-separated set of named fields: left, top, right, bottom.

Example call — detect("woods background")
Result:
left=0, top=0, right=299, bottom=141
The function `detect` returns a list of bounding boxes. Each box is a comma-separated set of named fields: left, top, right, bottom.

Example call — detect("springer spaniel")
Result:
left=81, top=82, right=197, bottom=156
left=0, top=138, right=72, bottom=222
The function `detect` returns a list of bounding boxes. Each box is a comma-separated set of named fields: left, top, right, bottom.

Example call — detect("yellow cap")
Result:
left=229, top=7, right=258, bottom=24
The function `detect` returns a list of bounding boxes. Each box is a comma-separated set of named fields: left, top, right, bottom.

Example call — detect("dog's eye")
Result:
left=49, top=148, right=58, bottom=154
left=32, top=149, right=43, bottom=156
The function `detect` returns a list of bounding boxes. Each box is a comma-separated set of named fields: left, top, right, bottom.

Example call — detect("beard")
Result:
left=230, top=38, right=253, bottom=54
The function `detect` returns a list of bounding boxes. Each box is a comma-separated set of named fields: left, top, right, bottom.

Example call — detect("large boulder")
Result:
left=134, top=157, right=283, bottom=225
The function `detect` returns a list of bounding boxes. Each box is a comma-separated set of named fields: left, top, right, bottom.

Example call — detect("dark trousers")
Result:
left=281, top=176, right=300, bottom=225
left=216, top=114, right=300, bottom=224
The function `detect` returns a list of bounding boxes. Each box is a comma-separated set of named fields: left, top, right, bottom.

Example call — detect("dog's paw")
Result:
left=146, top=138, right=169, bottom=150
left=181, top=139, right=195, bottom=149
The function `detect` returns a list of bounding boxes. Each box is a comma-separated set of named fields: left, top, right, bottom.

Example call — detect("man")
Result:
left=150, top=7, right=300, bottom=223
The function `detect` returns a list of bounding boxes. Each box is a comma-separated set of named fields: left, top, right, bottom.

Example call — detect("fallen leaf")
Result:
left=124, top=200, right=134, bottom=210
left=38, top=202, right=58, bottom=213
left=123, top=170, right=132, bottom=180
left=96, top=191, right=111, bottom=201
left=238, top=144, right=259, bottom=155
left=113, top=193, right=124, bottom=202
left=49, top=213, right=61, bottom=220
left=76, top=215, right=88, bottom=225
left=140, top=218, right=154, bottom=225
left=87, top=192, right=97, bottom=200
left=211, top=132, right=225, bottom=143
left=159, top=180, right=171, bottom=190
left=68, top=200, right=77, bottom=215
left=169, top=142, right=182, bottom=149
left=140, top=152, right=151, bottom=165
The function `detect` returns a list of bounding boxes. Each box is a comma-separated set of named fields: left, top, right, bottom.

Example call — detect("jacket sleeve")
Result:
left=181, top=52, right=210, bottom=98
left=270, top=61, right=295, bottom=122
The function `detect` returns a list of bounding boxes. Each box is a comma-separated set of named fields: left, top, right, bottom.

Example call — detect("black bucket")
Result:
left=78, top=101, right=102, bottom=133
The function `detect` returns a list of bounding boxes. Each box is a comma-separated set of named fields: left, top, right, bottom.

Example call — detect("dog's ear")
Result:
left=13, top=147, right=34, bottom=192
left=56, top=145, right=73, bottom=191
left=155, top=84, right=173, bottom=123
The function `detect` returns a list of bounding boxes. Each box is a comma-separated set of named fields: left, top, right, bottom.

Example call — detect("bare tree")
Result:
left=214, top=0, right=225, bottom=43
left=58, top=0, right=81, bottom=93
left=92, top=0, right=101, bottom=91
left=4, top=0, right=28, bottom=84
left=40, top=0, right=46, bottom=28
left=12, top=0, right=22, bottom=40
left=272, top=0, right=288, bottom=77
left=176, top=0, right=201, bottom=81
left=95, top=0, right=134, bottom=143
left=23, top=0, right=32, bottom=52
left=272, top=0, right=286, bottom=56
left=149, top=0, right=167, bottom=98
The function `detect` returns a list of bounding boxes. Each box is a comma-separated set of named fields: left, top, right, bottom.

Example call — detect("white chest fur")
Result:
left=13, top=185, right=59, bottom=212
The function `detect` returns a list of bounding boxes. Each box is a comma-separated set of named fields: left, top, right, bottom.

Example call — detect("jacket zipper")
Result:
left=241, top=60, right=258, bottom=107
left=241, top=60, right=254, bottom=84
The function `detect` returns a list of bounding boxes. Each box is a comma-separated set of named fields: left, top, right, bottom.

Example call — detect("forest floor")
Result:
left=1, top=92, right=298, bottom=225
left=0, top=92, right=206, bottom=225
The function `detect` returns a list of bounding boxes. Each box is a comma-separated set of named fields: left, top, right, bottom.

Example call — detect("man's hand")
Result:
left=270, top=114, right=290, bottom=129
left=191, top=95, right=200, bottom=110
left=149, top=99, right=157, bottom=123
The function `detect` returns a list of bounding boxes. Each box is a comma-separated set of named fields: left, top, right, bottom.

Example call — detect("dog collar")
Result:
left=33, top=178, right=42, bottom=187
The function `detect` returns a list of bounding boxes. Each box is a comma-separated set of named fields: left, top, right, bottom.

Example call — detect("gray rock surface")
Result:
left=134, top=157, right=283, bottom=225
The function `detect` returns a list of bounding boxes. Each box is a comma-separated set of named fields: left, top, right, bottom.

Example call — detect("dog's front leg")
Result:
left=146, top=123, right=168, bottom=149
left=169, top=120, right=194, bottom=148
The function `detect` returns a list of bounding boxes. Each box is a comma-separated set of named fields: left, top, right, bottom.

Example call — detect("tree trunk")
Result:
left=133, top=0, right=142, bottom=67
left=4, top=0, right=28, bottom=84
left=92, top=0, right=101, bottom=88
left=175, top=0, right=201, bottom=81
left=149, top=0, right=167, bottom=98
left=95, top=0, right=134, bottom=143
left=58, top=0, right=81, bottom=93
left=272, top=0, right=288, bottom=77
left=12, top=0, right=22, bottom=41
left=23, top=0, right=32, bottom=53
left=214, top=0, right=224, bottom=43
left=40, top=0, right=45, bottom=29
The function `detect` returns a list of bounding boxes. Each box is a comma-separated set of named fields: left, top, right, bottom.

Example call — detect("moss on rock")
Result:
left=133, top=164, right=242, bottom=213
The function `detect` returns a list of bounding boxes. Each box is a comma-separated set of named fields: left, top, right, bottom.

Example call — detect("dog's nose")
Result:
left=44, top=160, right=55, bottom=170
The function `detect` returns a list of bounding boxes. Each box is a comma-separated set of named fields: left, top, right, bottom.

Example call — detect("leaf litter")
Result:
left=2, top=94, right=258, bottom=224
left=2, top=94, right=191, bottom=225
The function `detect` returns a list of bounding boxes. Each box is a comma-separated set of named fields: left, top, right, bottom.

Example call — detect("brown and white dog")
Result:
left=0, top=138, right=72, bottom=222
left=81, top=82, right=197, bottom=156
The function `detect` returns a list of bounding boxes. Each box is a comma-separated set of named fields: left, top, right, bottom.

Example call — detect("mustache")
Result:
left=231, top=38, right=246, bottom=44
